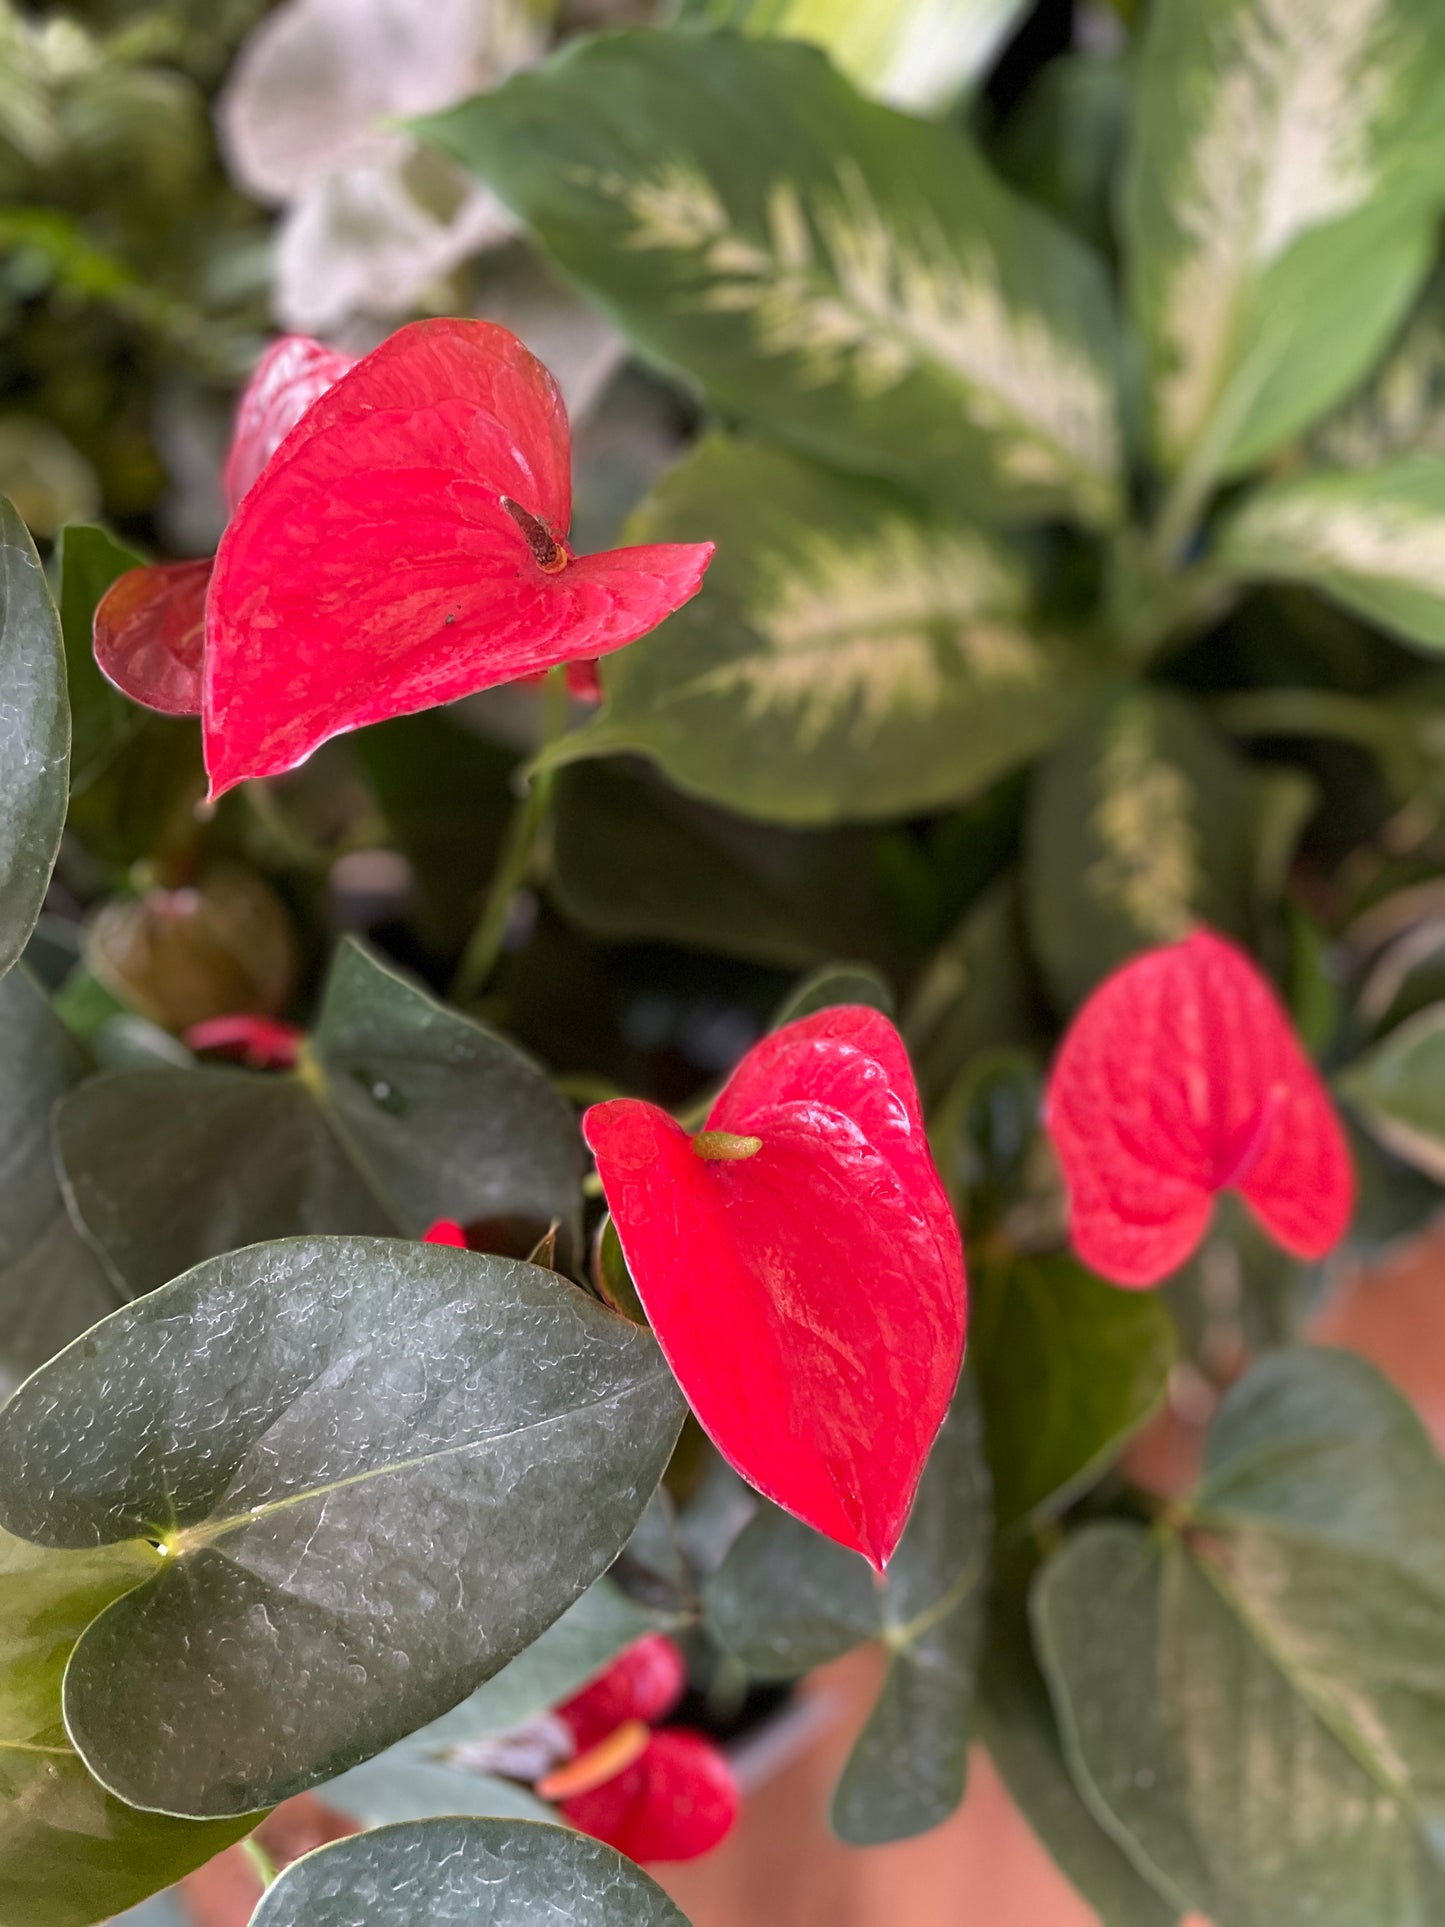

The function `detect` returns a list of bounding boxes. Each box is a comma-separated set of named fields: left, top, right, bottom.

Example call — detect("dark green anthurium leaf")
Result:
left=420, top=31, right=1124, bottom=528
left=311, top=937, right=585, bottom=1245
left=769, top=961, right=893, bottom=1029
left=323, top=1577, right=668, bottom=1829
left=1219, top=460, right=1445, bottom=653
left=0, top=1236, right=686, bottom=1819
left=1023, top=687, right=1276, bottom=1011
left=52, top=522, right=143, bottom=792
left=0, top=1527, right=250, bottom=1927
left=0, top=500, right=69, bottom=980
left=705, top=1380, right=990, bottom=1844
left=977, top=1549, right=1179, bottom=1927
left=1034, top=1351, right=1445, bottom=1927
left=56, top=937, right=584, bottom=1297
left=0, top=967, right=117, bottom=1396
left=550, top=761, right=912, bottom=977
left=971, top=1254, right=1176, bottom=1528
left=1339, top=1003, right=1445, bottom=1182
left=249, top=1818, right=692, bottom=1927
left=1125, top=0, right=1445, bottom=481
left=678, top=0, right=1029, bottom=112
left=992, top=52, right=1129, bottom=258
left=547, top=437, right=1090, bottom=826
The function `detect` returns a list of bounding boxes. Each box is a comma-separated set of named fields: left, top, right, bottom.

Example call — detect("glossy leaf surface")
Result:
left=1035, top=1351, right=1445, bottom=1927
left=204, top=318, right=712, bottom=795
left=706, top=1381, right=989, bottom=1843
left=1046, top=930, right=1354, bottom=1286
left=549, top=437, right=1088, bottom=826
left=587, top=1006, right=966, bottom=1569
left=0, top=501, right=69, bottom=978
left=248, top=1818, right=693, bottom=1927
left=0, top=1237, right=685, bottom=1817
left=422, top=31, right=1123, bottom=527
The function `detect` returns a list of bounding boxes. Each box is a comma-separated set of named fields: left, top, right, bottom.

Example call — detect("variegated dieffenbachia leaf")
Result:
left=1218, top=459, right=1445, bottom=651
left=1311, top=269, right=1445, bottom=469
left=420, top=30, right=1123, bottom=527
left=675, top=0, right=1029, bottom=113
left=1127, top=0, right=1445, bottom=480
left=543, top=437, right=1092, bottom=825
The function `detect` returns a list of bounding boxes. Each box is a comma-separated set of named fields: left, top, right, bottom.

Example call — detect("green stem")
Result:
left=450, top=668, right=569, bottom=1004
left=242, top=1836, right=278, bottom=1890
left=1213, top=688, right=1400, bottom=754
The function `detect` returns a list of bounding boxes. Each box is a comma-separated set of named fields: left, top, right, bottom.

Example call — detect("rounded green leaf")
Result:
left=551, top=438, right=1091, bottom=826
left=0, top=500, right=69, bottom=978
left=1340, top=1003, right=1445, bottom=1182
left=249, top=1818, right=692, bottom=1927
left=1034, top=1352, right=1445, bottom=1927
left=706, top=1381, right=991, bottom=1844
left=421, top=31, right=1123, bottom=527
left=0, top=1237, right=685, bottom=1818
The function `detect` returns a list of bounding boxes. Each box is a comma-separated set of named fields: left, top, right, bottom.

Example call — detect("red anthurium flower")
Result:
left=94, top=335, right=357, bottom=717
left=554, top=1632, right=687, bottom=1754
left=584, top=1006, right=967, bottom=1572
left=203, top=316, right=715, bottom=799
left=421, top=1218, right=469, bottom=1248
left=556, top=1728, right=739, bottom=1863
left=1045, top=928, right=1355, bottom=1288
left=182, top=1013, right=304, bottom=1071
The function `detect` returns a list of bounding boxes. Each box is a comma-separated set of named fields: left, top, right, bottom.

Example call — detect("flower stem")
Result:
left=242, top=1836, right=278, bottom=1891
left=450, top=669, right=569, bottom=1005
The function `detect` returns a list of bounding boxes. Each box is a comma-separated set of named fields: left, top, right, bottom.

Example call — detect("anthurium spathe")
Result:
left=584, top=1006, right=967, bottom=1572
left=203, top=316, right=715, bottom=798
left=1045, top=929, right=1355, bottom=1288
left=93, top=334, right=356, bottom=716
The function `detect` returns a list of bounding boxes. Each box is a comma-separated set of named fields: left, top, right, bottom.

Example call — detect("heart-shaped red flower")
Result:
left=584, top=1006, right=967, bottom=1571
left=94, top=335, right=357, bottom=717
left=203, top=316, right=714, bottom=798
left=557, top=1728, right=739, bottom=1863
left=1045, top=928, right=1354, bottom=1287
left=555, top=1633, right=687, bottom=1754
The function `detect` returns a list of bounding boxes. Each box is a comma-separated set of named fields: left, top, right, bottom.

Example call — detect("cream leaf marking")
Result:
left=1157, top=0, right=1409, bottom=460
left=1086, top=704, right=1202, bottom=939
left=1232, top=493, right=1445, bottom=598
left=679, top=523, right=1042, bottom=752
left=574, top=160, right=1118, bottom=502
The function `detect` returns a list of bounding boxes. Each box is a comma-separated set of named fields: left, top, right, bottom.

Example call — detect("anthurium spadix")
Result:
left=202, top=316, right=714, bottom=797
left=584, top=1006, right=967, bottom=1572
left=1045, top=929, right=1355, bottom=1288
left=93, top=334, right=356, bottom=715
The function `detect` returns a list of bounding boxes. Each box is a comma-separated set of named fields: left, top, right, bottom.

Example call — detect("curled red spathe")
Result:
left=1045, top=928, right=1355, bottom=1288
left=585, top=1005, right=967, bottom=1572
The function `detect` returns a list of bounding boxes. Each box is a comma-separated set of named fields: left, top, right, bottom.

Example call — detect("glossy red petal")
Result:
left=555, top=1635, right=688, bottom=1754
left=93, top=559, right=211, bottom=717
left=204, top=317, right=712, bottom=797
left=560, top=1730, right=739, bottom=1863
left=182, top=1014, right=304, bottom=1071
left=223, top=334, right=357, bottom=511
left=1045, top=929, right=1355, bottom=1288
left=584, top=1007, right=966, bottom=1571
left=421, top=1219, right=468, bottom=1248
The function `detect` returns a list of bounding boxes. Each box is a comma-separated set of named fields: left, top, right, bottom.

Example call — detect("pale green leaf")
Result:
left=249, top=1818, right=692, bottom=1927
left=1340, top=1003, right=1445, bottom=1181
left=1035, top=1352, right=1445, bottom=1927
left=0, top=1237, right=685, bottom=1819
left=0, top=499, right=69, bottom=978
left=678, top=0, right=1030, bottom=112
left=548, top=437, right=1091, bottom=825
left=1311, top=268, right=1445, bottom=469
left=1219, top=460, right=1445, bottom=652
left=1126, top=0, right=1445, bottom=478
left=421, top=30, right=1123, bottom=526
